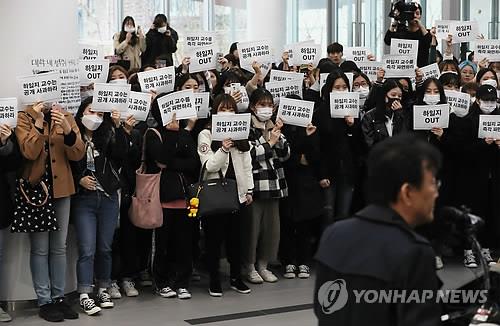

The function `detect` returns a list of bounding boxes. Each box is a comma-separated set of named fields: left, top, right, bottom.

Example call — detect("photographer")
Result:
left=384, top=1, right=433, bottom=68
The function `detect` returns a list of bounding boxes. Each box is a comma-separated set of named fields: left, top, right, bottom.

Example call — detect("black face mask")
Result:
left=386, top=97, right=400, bottom=109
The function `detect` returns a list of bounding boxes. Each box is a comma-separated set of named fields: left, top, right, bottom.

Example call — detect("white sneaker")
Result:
left=122, top=280, right=139, bottom=297
left=258, top=269, right=278, bottom=283
left=80, top=297, right=101, bottom=316
left=298, top=265, right=311, bottom=279
left=0, top=307, right=12, bottom=322
left=156, top=287, right=177, bottom=298
left=247, top=270, right=264, bottom=284
left=177, top=288, right=192, bottom=300
left=435, top=256, right=444, bottom=270
left=108, top=282, right=122, bottom=299
left=283, top=265, right=297, bottom=279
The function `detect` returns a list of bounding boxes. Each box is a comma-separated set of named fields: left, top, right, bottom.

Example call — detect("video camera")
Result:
left=388, top=1, right=420, bottom=31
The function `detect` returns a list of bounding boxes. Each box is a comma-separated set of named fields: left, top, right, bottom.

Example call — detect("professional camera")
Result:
left=389, top=1, right=420, bottom=31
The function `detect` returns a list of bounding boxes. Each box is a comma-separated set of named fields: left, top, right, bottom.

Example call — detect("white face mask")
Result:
left=109, top=79, right=127, bottom=85
left=217, top=111, right=235, bottom=116
left=452, top=106, right=469, bottom=118
left=354, top=86, right=370, bottom=99
left=479, top=101, right=497, bottom=114
left=80, top=91, right=93, bottom=100
left=470, top=96, right=476, bottom=103
left=255, top=107, right=273, bottom=122
left=424, top=94, right=440, bottom=105
left=481, top=79, right=498, bottom=88
left=82, top=115, right=103, bottom=131
left=124, top=26, right=136, bottom=33
left=158, top=26, right=167, bottom=34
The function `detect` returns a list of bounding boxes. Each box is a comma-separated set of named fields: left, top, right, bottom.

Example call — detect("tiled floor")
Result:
left=7, top=274, right=316, bottom=326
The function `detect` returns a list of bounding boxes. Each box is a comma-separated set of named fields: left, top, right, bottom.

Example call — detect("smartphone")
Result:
left=51, top=103, right=63, bottom=112
left=230, top=83, right=241, bottom=94
left=216, top=52, right=224, bottom=72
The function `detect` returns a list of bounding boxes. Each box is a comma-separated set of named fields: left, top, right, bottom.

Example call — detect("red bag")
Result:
left=129, top=128, right=164, bottom=229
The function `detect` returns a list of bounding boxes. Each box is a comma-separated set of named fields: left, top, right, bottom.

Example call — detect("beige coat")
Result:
left=15, top=107, right=85, bottom=198
left=113, top=33, right=147, bottom=70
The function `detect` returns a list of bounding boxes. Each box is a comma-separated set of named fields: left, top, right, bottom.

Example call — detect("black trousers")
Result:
left=153, top=208, right=194, bottom=290
left=111, top=195, right=153, bottom=280
left=201, top=207, right=244, bottom=280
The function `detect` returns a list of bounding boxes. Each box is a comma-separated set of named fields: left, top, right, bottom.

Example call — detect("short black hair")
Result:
left=365, top=134, right=442, bottom=206
left=327, top=42, right=343, bottom=55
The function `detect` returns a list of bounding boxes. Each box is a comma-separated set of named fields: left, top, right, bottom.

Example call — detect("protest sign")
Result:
left=18, top=71, right=61, bottom=105
left=92, top=83, right=131, bottom=113
left=390, top=39, right=419, bottom=59
left=138, top=66, right=175, bottom=94
left=445, top=90, right=470, bottom=115
left=184, top=32, right=216, bottom=48
left=449, top=21, right=480, bottom=43
left=265, top=79, right=303, bottom=102
left=478, top=115, right=500, bottom=139
left=126, top=91, right=151, bottom=121
left=344, top=47, right=370, bottom=62
left=157, top=89, right=197, bottom=126
left=211, top=113, right=251, bottom=141
left=79, top=43, right=100, bottom=60
left=238, top=40, right=273, bottom=67
left=474, top=39, right=500, bottom=63
left=0, top=98, right=18, bottom=128
left=277, top=98, right=314, bottom=127
left=357, top=61, right=383, bottom=82
left=79, top=59, right=110, bottom=86
left=420, top=63, right=441, bottom=81
left=194, top=92, right=210, bottom=118
left=269, top=70, right=304, bottom=82
left=413, top=104, right=450, bottom=130
left=292, top=43, right=322, bottom=66
left=187, top=45, right=218, bottom=73
left=383, top=55, right=416, bottom=78
left=329, top=92, right=360, bottom=118
left=435, top=20, right=452, bottom=40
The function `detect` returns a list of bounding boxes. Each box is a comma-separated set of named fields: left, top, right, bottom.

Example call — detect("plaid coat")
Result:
left=249, top=117, right=290, bottom=199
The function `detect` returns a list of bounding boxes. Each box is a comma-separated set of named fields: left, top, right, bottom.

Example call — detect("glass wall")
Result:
left=297, top=0, right=328, bottom=55
left=169, top=0, right=205, bottom=63
left=214, top=0, right=247, bottom=55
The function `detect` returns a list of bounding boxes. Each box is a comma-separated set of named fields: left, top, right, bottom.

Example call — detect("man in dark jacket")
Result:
left=314, top=134, right=442, bottom=326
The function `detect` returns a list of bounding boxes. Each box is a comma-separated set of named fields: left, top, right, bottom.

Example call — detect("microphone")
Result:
left=440, top=206, right=484, bottom=227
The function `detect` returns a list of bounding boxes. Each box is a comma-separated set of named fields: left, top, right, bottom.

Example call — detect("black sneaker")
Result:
left=230, top=278, right=251, bottom=294
left=39, top=303, right=64, bottom=322
left=209, top=279, right=223, bottom=297
left=54, top=298, right=79, bottom=319
left=80, top=297, right=101, bottom=316
left=97, top=291, right=114, bottom=309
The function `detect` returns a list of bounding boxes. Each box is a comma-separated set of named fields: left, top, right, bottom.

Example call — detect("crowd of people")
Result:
left=0, top=5, right=500, bottom=323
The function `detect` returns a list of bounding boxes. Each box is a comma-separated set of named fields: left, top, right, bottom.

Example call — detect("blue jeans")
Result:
left=30, top=197, right=71, bottom=306
left=72, top=191, right=119, bottom=294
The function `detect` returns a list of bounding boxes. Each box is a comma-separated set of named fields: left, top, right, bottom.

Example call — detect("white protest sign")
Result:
left=435, top=20, right=452, bottom=40
left=211, top=113, right=251, bottom=141
left=137, top=66, right=175, bottom=94
left=242, top=62, right=272, bottom=79
left=194, top=92, right=210, bottom=118
left=17, top=71, right=61, bottom=105
left=390, top=39, right=418, bottom=60
left=30, top=57, right=81, bottom=114
left=474, top=39, right=500, bottom=63
left=449, top=21, right=480, bottom=43
left=292, top=43, right=322, bottom=66
left=383, top=55, right=416, bottom=78
left=344, top=47, right=370, bottom=63
left=413, top=104, right=450, bottom=130
left=329, top=92, right=360, bottom=118
left=265, top=79, right=303, bottom=103
left=126, top=91, right=151, bottom=121
left=79, top=43, right=100, bottom=60
left=187, top=45, right=218, bottom=73
left=277, top=98, right=314, bottom=127
left=238, top=40, right=273, bottom=67
left=157, top=89, right=197, bottom=126
left=420, top=63, right=441, bottom=81
left=445, top=90, right=470, bottom=115
left=357, top=61, right=383, bottom=82
left=79, top=60, right=110, bottom=86
left=320, top=73, right=329, bottom=96
left=0, top=98, right=18, bottom=128
left=284, top=40, right=315, bottom=67
left=478, top=115, right=500, bottom=139
left=92, top=83, right=131, bottom=113
left=184, top=32, right=216, bottom=49
left=269, top=70, right=303, bottom=82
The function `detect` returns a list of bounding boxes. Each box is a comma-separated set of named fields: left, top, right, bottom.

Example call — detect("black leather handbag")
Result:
left=187, top=162, right=240, bottom=218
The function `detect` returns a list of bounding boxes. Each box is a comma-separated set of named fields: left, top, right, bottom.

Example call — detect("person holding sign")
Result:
left=0, top=124, right=21, bottom=323
left=107, top=65, right=129, bottom=84
left=71, top=97, right=130, bottom=315
left=279, top=95, right=322, bottom=280
left=142, top=14, right=178, bottom=67
left=113, top=16, right=147, bottom=70
left=145, top=96, right=199, bottom=300
left=455, top=85, right=500, bottom=268
left=362, top=79, right=409, bottom=149
left=196, top=94, right=253, bottom=297
left=352, top=72, right=372, bottom=110
left=15, top=101, right=85, bottom=322
left=412, top=77, right=448, bottom=140
left=315, top=70, right=364, bottom=221
left=243, top=88, right=290, bottom=284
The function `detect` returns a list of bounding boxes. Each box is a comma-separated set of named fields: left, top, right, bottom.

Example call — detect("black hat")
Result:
left=340, top=60, right=361, bottom=73
left=477, top=84, right=498, bottom=101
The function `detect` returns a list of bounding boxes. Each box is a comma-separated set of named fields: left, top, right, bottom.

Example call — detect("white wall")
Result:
left=0, top=0, right=79, bottom=98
